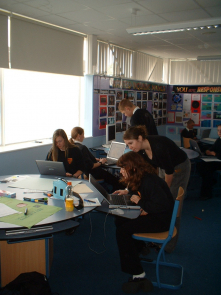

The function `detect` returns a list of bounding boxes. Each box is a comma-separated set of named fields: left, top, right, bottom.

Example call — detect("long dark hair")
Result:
left=52, top=129, right=75, bottom=161
left=117, top=151, right=156, bottom=191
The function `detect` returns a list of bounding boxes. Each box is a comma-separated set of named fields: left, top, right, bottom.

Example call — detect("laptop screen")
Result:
left=108, top=142, right=126, bottom=160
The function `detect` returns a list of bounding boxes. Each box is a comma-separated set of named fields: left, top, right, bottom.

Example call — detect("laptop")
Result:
left=36, top=160, right=66, bottom=176
left=189, top=140, right=216, bottom=159
left=103, top=141, right=126, bottom=166
left=201, top=129, right=211, bottom=139
left=89, top=174, right=140, bottom=209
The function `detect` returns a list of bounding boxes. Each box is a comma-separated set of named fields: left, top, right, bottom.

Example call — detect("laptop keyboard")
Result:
left=110, top=194, right=127, bottom=205
left=105, top=159, right=116, bottom=165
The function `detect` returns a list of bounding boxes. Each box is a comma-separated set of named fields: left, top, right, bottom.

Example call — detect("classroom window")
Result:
left=1, top=68, right=84, bottom=145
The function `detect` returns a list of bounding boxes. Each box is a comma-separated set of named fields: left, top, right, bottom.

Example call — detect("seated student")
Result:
left=181, top=119, right=197, bottom=140
left=118, top=99, right=158, bottom=135
left=197, top=124, right=221, bottom=200
left=69, top=127, right=123, bottom=192
left=123, top=125, right=191, bottom=253
left=114, top=152, right=174, bottom=293
left=46, top=129, right=85, bottom=178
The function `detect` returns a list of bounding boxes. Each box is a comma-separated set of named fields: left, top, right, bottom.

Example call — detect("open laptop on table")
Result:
left=189, top=140, right=216, bottom=159
left=201, top=129, right=211, bottom=139
left=36, top=160, right=66, bottom=176
left=103, top=141, right=126, bottom=166
left=89, top=174, right=140, bottom=209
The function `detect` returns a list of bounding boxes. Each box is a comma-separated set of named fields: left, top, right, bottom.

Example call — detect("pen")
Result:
left=84, top=199, right=96, bottom=204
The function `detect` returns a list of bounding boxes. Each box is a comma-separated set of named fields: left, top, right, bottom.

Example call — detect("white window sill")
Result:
left=0, top=139, right=52, bottom=154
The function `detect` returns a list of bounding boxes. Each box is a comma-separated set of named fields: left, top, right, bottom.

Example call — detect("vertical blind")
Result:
left=10, top=17, right=84, bottom=76
left=134, top=52, right=163, bottom=83
left=0, top=13, right=9, bottom=69
left=170, top=60, right=221, bottom=85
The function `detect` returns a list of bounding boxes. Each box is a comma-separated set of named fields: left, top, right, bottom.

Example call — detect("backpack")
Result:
left=0, top=272, right=53, bottom=295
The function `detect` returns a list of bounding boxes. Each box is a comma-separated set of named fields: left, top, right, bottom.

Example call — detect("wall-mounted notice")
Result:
left=167, top=112, right=175, bottom=123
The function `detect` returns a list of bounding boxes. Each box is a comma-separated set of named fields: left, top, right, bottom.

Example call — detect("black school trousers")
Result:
left=115, top=213, right=171, bottom=275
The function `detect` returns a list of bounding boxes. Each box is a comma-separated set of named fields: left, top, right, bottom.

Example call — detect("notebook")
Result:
left=103, top=141, right=126, bottom=166
left=189, top=140, right=216, bottom=159
left=36, top=160, right=66, bottom=176
left=89, top=174, right=140, bottom=209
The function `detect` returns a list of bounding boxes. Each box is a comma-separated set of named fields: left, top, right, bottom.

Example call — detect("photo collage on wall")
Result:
left=152, top=92, right=167, bottom=126
left=167, top=93, right=221, bottom=129
left=99, top=91, right=116, bottom=130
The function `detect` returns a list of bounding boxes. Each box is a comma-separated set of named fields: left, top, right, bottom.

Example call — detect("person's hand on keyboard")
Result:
left=113, top=189, right=128, bottom=195
left=98, top=158, right=107, bottom=165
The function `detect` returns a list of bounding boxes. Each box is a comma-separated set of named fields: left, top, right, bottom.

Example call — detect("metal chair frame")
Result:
left=132, top=187, right=184, bottom=289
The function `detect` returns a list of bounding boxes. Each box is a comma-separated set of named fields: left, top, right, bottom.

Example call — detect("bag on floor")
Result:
left=0, top=271, right=52, bottom=295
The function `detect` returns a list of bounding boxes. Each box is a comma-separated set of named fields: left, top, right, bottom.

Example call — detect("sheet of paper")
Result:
left=72, top=194, right=101, bottom=207
left=8, top=177, right=81, bottom=192
left=202, top=158, right=221, bottom=162
left=0, top=203, right=21, bottom=217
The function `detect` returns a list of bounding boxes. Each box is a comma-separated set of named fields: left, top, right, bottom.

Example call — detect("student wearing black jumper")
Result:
left=197, top=124, right=221, bottom=200
left=114, top=152, right=174, bottom=293
left=69, top=127, right=123, bottom=192
left=46, top=129, right=85, bottom=178
left=118, top=99, right=158, bottom=135
left=123, top=125, right=191, bottom=253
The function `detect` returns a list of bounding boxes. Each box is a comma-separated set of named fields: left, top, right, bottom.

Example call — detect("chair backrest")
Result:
left=183, top=137, right=190, bottom=149
left=176, top=187, right=184, bottom=218
left=168, top=187, right=184, bottom=238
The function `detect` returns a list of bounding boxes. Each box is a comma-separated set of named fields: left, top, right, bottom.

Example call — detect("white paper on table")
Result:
left=202, top=158, right=221, bottom=162
left=0, top=203, right=21, bottom=217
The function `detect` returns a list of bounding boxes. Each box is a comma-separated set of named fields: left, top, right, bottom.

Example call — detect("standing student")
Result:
left=123, top=125, right=191, bottom=253
left=70, top=127, right=123, bottom=192
left=118, top=99, right=158, bottom=135
left=114, top=152, right=174, bottom=293
left=46, top=129, right=85, bottom=178
left=197, top=124, right=221, bottom=200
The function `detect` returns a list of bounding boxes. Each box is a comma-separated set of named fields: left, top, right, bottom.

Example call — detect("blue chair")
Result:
left=132, top=187, right=184, bottom=289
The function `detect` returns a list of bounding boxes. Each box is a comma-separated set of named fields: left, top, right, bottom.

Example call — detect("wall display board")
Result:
left=167, top=85, right=221, bottom=133
left=93, top=76, right=168, bottom=136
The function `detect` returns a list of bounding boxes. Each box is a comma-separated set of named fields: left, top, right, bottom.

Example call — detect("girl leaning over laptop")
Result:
left=113, top=152, right=174, bottom=293
left=69, top=126, right=123, bottom=192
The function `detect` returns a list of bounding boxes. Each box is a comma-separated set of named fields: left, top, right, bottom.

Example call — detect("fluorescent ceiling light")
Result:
left=126, top=17, right=221, bottom=35
left=197, top=55, right=221, bottom=61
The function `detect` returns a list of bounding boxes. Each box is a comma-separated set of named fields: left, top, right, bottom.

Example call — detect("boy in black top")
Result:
left=197, top=124, right=221, bottom=200
left=118, top=99, right=158, bottom=135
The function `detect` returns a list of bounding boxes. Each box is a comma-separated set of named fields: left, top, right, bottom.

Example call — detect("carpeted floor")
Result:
left=49, top=195, right=221, bottom=295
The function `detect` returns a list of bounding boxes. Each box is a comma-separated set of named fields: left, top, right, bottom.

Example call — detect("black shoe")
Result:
left=122, top=277, right=153, bottom=293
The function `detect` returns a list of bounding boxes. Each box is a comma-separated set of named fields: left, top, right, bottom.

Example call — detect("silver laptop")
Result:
left=89, top=174, right=140, bottom=209
left=201, top=129, right=211, bottom=139
left=103, top=141, right=126, bottom=166
left=189, top=140, right=216, bottom=159
left=36, top=160, right=66, bottom=176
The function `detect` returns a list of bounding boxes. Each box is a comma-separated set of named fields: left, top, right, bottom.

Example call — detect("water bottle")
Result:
left=66, top=181, right=72, bottom=198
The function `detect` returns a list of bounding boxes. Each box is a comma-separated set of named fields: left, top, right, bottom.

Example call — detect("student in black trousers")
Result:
left=69, top=127, right=123, bottom=192
left=197, top=124, right=221, bottom=200
left=114, top=152, right=174, bottom=293
left=123, top=125, right=191, bottom=253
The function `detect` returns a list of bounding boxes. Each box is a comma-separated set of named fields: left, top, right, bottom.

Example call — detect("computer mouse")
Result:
left=111, top=208, right=124, bottom=215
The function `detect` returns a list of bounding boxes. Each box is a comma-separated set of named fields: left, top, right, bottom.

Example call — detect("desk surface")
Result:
left=0, top=175, right=140, bottom=230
